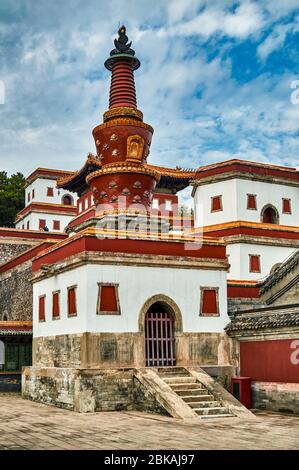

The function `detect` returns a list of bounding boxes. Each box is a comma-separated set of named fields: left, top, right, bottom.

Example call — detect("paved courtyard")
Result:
left=0, top=393, right=298, bottom=450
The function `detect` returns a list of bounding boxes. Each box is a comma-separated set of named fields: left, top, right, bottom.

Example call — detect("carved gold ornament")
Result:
left=126, top=135, right=145, bottom=163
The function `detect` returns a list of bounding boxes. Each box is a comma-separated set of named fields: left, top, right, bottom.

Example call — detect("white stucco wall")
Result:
left=25, top=178, right=77, bottom=207
left=194, top=179, right=238, bottom=227
left=15, top=212, right=74, bottom=232
left=194, top=178, right=299, bottom=227
left=33, top=263, right=229, bottom=338
left=227, top=243, right=297, bottom=280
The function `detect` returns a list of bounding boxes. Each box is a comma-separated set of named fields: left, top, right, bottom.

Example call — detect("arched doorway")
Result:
left=145, top=302, right=175, bottom=367
left=261, top=205, right=279, bottom=224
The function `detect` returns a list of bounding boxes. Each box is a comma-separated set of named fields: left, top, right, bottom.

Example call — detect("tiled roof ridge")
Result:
left=260, top=249, right=299, bottom=294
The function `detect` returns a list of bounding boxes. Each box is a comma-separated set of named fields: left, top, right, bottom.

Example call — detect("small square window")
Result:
left=39, top=219, right=46, bottom=230
left=200, top=288, right=219, bottom=316
left=53, top=220, right=60, bottom=231
left=97, top=283, right=120, bottom=315
left=249, top=255, right=261, bottom=273
left=282, top=198, right=291, bottom=214
left=47, top=187, right=54, bottom=197
left=211, top=196, right=222, bottom=212
left=247, top=194, right=257, bottom=210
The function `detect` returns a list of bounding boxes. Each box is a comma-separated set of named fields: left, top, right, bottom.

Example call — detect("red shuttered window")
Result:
left=39, top=295, right=46, bottom=322
left=68, top=286, right=77, bottom=317
left=53, top=220, right=60, bottom=231
left=282, top=198, right=291, bottom=214
left=211, top=195, right=222, bottom=212
left=200, top=288, right=219, bottom=316
left=47, top=187, right=54, bottom=197
left=52, top=291, right=60, bottom=319
left=97, top=283, right=120, bottom=315
left=39, top=219, right=46, bottom=230
left=247, top=194, right=257, bottom=210
left=249, top=255, right=261, bottom=273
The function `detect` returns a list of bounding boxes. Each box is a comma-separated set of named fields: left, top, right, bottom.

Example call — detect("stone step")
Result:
left=179, top=394, right=212, bottom=402
left=156, top=367, right=187, bottom=373
left=171, top=384, right=206, bottom=392
left=188, top=401, right=220, bottom=409
left=179, top=393, right=213, bottom=401
left=194, top=407, right=230, bottom=416
left=163, top=377, right=197, bottom=384
left=158, top=372, right=190, bottom=378
left=201, top=414, right=235, bottom=419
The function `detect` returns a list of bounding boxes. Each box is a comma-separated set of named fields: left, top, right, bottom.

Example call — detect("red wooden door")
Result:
left=145, top=311, right=175, bottom=367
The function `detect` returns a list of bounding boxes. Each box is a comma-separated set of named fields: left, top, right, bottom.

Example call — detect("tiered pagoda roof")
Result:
left=57, top=154, right=195, bottom=195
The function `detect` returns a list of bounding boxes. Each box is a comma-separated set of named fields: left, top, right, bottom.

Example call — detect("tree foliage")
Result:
left=0, top=171, right=25, bottom=228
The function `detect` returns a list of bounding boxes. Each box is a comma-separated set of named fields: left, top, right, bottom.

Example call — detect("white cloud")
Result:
left=257, top=17, right=299, bottom=60
left=0, top=0, right=298, bottom=180
left=159, top=1, right=264, bottom=39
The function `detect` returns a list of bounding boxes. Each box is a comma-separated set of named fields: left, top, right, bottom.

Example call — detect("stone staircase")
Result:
left=156, top=367, right=234, bottom=419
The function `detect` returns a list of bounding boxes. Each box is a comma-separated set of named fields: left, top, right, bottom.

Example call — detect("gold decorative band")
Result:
left=93, top=117, right=154, bottom=134
left=86, top=163, right=161, bottom=184
left=95, top=208, right=150, bottom=217
left=103, top=107, right=143, bottom=122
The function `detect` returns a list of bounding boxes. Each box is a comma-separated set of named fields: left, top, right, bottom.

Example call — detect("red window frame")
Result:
left=249, top=255, right=261, bottom=273
left=39, top=219, right=46, bottom=230
left=211, top=195, right=222, bottom=212
left=282, top=198, right=291, bottom=214
left=47, top=187, right=54, bottom=197
left=247, top=194, right=257, bottom=210
left=67, top=286, right=77, bottom=317
left=97, top=283, right=120, bottom=315
left=200, top=288, right=219, bottom=316
left=39, top=295, right=46, bottom=322
left=53, top=220, right=60, bottom=231
left=52, top=291, right=60, bottom=319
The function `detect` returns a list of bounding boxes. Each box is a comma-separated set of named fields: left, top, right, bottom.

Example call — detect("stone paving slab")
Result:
left=0, top=394, right=298, bottom=450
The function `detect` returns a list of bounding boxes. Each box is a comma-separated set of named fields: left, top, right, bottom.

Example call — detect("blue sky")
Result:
left=0, top=0, right=298, bottom=182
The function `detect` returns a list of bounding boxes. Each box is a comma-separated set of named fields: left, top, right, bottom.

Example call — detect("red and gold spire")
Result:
left=88, top=26, right=160, bottom=218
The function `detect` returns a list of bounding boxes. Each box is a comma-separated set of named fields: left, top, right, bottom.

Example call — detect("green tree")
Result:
left=0, top=171, right=25, bottom=227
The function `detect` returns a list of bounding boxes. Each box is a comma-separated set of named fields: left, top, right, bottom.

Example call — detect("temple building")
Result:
left=0, top=27, right=298, bottom=416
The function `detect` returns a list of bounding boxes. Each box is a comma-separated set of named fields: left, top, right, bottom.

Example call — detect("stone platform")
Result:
left=0, top=394, right=298, bottom=450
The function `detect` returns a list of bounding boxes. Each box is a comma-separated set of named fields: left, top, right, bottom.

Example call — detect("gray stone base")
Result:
left=22, top=366, right=169, bottom=415
left=252, top=382, right=299, bottom=414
